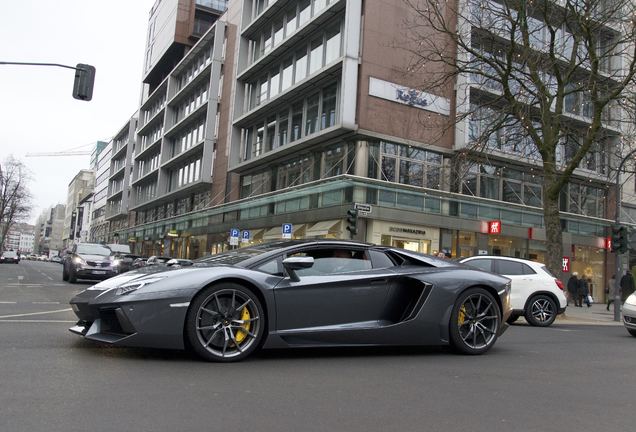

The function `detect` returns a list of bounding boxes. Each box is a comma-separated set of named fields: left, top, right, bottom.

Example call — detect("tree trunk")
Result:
left=543, top=190, right=564, bottom=280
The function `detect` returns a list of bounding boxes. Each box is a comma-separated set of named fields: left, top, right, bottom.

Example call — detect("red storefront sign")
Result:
left=605, top=237, right=612, bottom=250
left=562, top=257, right=570, bottom=273
left=488, top=220, right=502, bottom=235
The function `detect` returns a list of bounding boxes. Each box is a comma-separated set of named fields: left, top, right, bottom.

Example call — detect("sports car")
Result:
left=69, top=240, right=512, bottom=362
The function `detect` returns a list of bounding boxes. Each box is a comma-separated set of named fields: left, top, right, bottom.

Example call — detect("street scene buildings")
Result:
left=41, top=0, right=636, bottom=304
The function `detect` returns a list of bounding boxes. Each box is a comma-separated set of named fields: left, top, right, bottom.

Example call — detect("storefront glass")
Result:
left=570, top=245, right=606, bottom=300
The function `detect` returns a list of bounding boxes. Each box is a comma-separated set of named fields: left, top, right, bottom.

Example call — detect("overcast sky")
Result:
left=0, top=0, right=155, bottom=224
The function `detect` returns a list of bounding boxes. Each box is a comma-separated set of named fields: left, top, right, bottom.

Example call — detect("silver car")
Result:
left=623, top=294, right=636, bottom=337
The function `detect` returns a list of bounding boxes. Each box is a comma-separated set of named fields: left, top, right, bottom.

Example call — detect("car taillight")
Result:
left=555, top=279, right=564, bottom=290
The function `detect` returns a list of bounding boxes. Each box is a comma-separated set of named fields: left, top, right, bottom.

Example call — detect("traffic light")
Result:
left=346, top=209, right=358, bottom=237
left=72, top=63, right=96, bottom=101
left=611, top=225, right=629, bottom=254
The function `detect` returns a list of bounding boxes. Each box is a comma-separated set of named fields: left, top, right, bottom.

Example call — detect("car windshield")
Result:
left=3, top=251, right=18, bottom=257
left=75, top=244, right=111, bottom=256
left=108, top=244, right=131, bottom=254
left=194, top=244, right=281, bottom=266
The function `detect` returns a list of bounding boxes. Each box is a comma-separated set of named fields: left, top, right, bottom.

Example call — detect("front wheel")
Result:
left=449, top=287, right=501, bottom=355
left=68, top=267, right=77, bottom=283
left=525, top=295, right=557, bottom=327
left=186, top=283, right=265, bottom=362
left=627, top=328, right=636, bottom=337
left=62, top=265, right=69, bottom=281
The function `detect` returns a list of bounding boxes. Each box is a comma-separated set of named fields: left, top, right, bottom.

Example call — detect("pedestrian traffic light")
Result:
left=611, top=225, right=629, bottom=254
left=346, top=209, right=358, bottom=237
left=72, top=63, right=95, bottom=101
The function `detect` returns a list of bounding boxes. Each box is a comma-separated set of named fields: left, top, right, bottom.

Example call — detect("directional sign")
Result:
left=241, top=230, right=250, bottom=244
left=354, top=203, right=372, bottom=216
left=282, top=223, right=293, bottom=239
left=229, top=228, right=239, bottom=246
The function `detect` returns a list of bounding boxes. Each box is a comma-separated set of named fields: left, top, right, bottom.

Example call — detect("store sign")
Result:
left=368, top=77, right=450, bottom=115
left=488, top=220, right=502, bottom=235
left=389, top=227, right=427, bottom=236
left=605, top=237, right=612, bottom=250
left=562, top=257, right=570, bottom=273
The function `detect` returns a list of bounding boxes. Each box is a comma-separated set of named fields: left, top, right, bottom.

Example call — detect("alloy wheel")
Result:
left=456, top=292, right=499, bottom=351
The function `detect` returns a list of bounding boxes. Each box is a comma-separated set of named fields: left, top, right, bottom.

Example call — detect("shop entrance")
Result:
left=384, top=236, right=431, bottom=254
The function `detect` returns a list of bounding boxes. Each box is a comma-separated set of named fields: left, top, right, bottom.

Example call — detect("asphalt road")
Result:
left=1, top=260, right=635, bottom=432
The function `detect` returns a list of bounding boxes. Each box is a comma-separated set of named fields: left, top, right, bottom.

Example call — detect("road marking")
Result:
left=32, top=301, right=60, bottom=305
left=0, top=320, right=75, bottom=323
left=18, top=276, right=24, bottom=281
left=0, top=301, right=17, bottom=304
left=0, top=308, right=72, bottom=319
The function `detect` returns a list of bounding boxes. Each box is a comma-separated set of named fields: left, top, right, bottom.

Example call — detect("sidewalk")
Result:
left=555, top=302, right=624, bottom=326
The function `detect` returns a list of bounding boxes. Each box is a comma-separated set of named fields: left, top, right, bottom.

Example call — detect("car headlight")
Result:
left=115, top=277, right=165, bottom=295
left=112, top=259, right=121, bottom=267
left=73, top=256, right=86, bottom=266
left=625, top=294, right=636, bottom=306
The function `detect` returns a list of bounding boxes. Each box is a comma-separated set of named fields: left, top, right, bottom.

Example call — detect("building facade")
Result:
left=110, top=0, right=621, bottom=301
left=63, top=170, right=95, bottom=247
left=90, top=142, right=112, bottom=242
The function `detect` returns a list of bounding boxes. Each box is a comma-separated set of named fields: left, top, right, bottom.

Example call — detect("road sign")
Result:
left=241, top=230, right=250, bottom=243
left=229, top=228, right=239, bottom=246
left=354, top=203, right=372, bottom=216
left=282, top=223, right=293, bottom=239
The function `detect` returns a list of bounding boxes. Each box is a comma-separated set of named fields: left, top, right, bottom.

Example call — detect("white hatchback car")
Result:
left=622, top=294, right=636, bottom=337
left=459, top=256, right=567, bottom=327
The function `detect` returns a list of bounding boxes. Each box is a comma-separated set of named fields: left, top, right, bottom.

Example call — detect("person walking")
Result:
left=567, top=272, right=580, bottom=307
left=578, top=277, right=590, bottom=307
left=606, top=274, right=616, bottom=311
left=620, top=270, right=635, bottom=302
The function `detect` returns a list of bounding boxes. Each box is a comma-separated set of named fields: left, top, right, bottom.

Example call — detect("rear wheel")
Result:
left=186, top=283, right=264, bottom=362
left=525, top=295, right=557, bottom=327
left=450, top=287, right=501, bottom=355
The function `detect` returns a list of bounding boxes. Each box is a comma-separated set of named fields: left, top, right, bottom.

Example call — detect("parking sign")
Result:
left=282, top=223, right=292, bottom=239
left=241, top=230, right=250, bottom=243
left=229, top=228, right=239, bottom=246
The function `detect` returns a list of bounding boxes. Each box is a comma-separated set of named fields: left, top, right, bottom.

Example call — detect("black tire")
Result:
left=68, top=267, right=77, bottom=284
left=450, top=287, right=501, bottom=355
left=62, top=265, right=69, bottom=281
left=506, top=314, right=520, bottom=324
left=186, top=283, right=265, bottom=362
left=627, top=328, right=636, bottom=337
left=524, top=294, right=557, bottom=327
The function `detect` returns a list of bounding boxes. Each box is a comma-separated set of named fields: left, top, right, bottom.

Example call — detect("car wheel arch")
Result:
left=182, top=277, right=270, bottom=349
left=523, top=291, right=559, bottom=312
left=441, top=284, right=503, bottom=343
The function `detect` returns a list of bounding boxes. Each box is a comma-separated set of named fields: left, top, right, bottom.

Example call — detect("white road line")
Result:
left=0, top=320, right=75, bottom=323
left=0, top=308, right=72, bottom=319
left=32, top=302, right=61, bottom=305
left=17, top=276, right=24, bottom=281
left=0, top=301, right=17, bottom=304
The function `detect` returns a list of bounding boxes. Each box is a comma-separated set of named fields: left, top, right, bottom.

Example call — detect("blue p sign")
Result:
left=230, top=228, right=240, bottom=238
left=282, top=223, right=292, bottom=239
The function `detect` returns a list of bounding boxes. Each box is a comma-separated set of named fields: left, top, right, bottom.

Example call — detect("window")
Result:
left=325, top=26, right=341, bottom=64
left=309, top=37, right=323, bottom=74
left=299, top=0, right=311, bottom=27
left=464, top=259, right=493, bottom=272
left=496, top=260, right=527, bottom=276
left=290, top=103, right=303, bottom=142
left=295, top=48, right=307, bottom=83
left=289, top=248, right=372, bottom=276
left=305, top=93, right=319, bottom=135
left=281, top=57, right=293, bottom=91
left=321, top=84, right=337, bottom=129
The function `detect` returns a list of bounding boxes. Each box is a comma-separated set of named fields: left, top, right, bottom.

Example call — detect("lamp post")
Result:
left=613, top=148, right=636, bottom=321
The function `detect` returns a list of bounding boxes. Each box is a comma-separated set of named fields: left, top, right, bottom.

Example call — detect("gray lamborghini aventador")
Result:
left=69, top=240, right=512, bottom=362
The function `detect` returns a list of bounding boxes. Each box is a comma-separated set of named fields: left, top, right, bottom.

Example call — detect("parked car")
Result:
left=623, top=293, right=636, bottom=337
left=50, top=256, right=63, bottom=264
left=146, top=256, right=173, bottom=266
left=63, top=243, right=117, bottom=283
left=459, top=256, right=567, bottom=327
left=69, top=240, right=512, bottom=362
left=131, top=257, right=148, bottom=269
left=1, top=250, right=20, bottom=264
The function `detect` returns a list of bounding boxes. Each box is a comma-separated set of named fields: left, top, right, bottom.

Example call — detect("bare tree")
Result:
left=402, top=0, right=636, bottom=276
left=0, top=157, right=32, bottom=250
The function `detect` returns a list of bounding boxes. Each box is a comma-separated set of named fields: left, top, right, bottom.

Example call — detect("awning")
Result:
left=262, top=224, right=306, bottom=240
left=305, top=220, right=342, bottom=237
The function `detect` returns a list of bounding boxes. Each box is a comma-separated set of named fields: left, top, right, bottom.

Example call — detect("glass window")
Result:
left=258, top=77, right=268, bottom=105
left=278, top=110, right=289, bottom=147
left=524, top=184, right=542, bottom=207
left=290, top=103, right=303, bottom=142
left=381, top=157, right=396, bottom=182
left=321, top=84, right=337, bottom=129
left=299, top=0, right=311, bottom=27
left=270, top=69, right=280, bottom=98
left=399, top=161, right=423, bottom=186
left=255, top=258, right=282, bottom=276
left=464, top=259, right=493, bottom=272
left=255, top=126, right=264, bottom=158
left=503, top=180, right=522, bottom=204
left=295, top=48, right=307, bottom=83
left=325, top=27, right=341, bottom=64
left=426, top=166, right=440, bottom=189
left=309, top=37, right=323, bottom=74
left=369, top=250, right=396, bottom=269
left=281, top=58, right=293, bottom=91
left=305, top=93, right=319, bottom=135
left=266, top=117, right=276, bottom=151
left=480, top=175, right=499, bottom=200
left=314, top=0, right=327, bottom=14
left=273, top=21, right=284, bottom=47
left=496, top=260, right=526, bottom=276
left=263, top=30, right=273, bottom=55
left=285, top=7, right=297, bottom=36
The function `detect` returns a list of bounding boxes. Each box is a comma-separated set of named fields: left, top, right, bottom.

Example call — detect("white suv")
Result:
left=459, top=256, right=567, bottom=327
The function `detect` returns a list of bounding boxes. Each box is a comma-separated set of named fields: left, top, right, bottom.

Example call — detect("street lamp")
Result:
left=613, top=148, right=636, bottom=321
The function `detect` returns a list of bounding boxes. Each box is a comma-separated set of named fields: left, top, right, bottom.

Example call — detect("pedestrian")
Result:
left=606, top=274, right=616, bottom=311
left=578, top=277, right=591, bottom=308
left=567, top=272, right=580, bottom=307
left=620, top=270, right=635, bottom=302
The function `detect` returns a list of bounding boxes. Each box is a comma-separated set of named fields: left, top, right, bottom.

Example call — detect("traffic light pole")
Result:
left=613, top=149, right=636, bottom=322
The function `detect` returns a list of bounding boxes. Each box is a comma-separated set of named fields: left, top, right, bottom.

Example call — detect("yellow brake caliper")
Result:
left=458, top=305, right=466, bottom=326
left=234, top=307, right=251, bottom=344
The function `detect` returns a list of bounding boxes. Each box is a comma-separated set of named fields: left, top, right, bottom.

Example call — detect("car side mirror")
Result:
left=282, top=257, right=314, bottom=282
